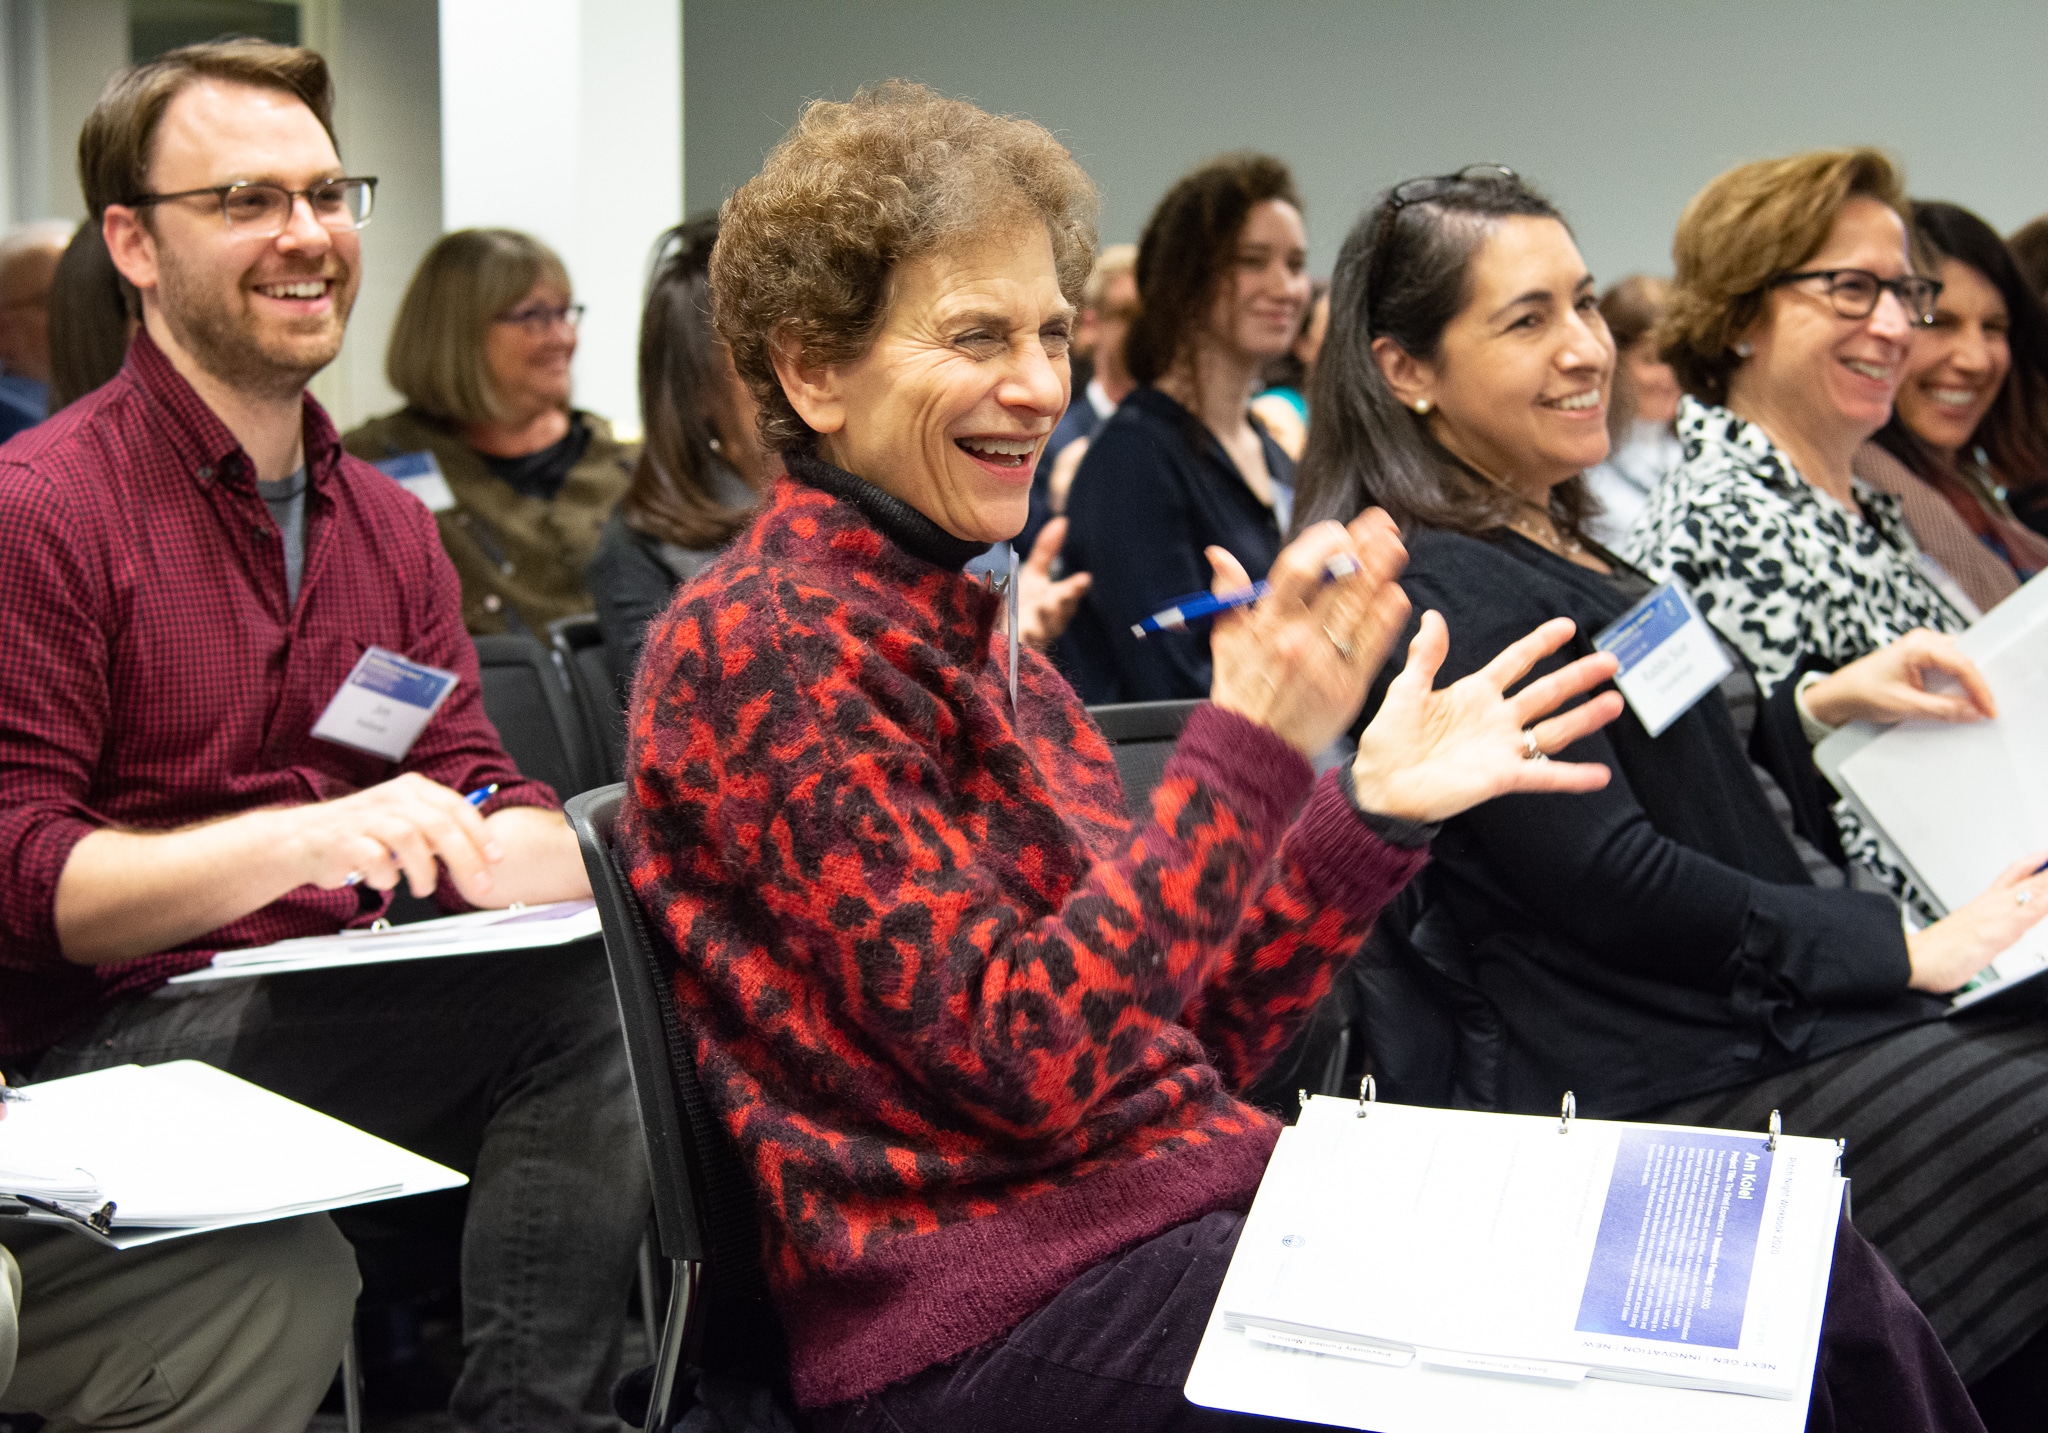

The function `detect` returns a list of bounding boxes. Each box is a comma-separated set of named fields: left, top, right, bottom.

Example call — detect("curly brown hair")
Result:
left=1659, top=148, right=1906, bottom=404
left=1125, top=153, right=1301, bottom=388
left=710, top=80, right=1099, bottom=453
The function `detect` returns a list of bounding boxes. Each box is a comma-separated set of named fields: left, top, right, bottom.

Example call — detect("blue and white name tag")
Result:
left=310, top=646, right=459, bottom=761
left=372, top=450, right=457, bottom=513
left=1593, top=581, right=1732, bottom=738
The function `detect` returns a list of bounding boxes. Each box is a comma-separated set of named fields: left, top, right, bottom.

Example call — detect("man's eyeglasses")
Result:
left=496, top=303, right=585, bottom=333
left=1768, top=268, right=1941, bottom=326
left=122, top=177, right=377, bottom=238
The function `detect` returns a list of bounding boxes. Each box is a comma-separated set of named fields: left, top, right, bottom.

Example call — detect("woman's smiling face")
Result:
left=1893, top=255, right=2010, bottom=458
left=790, top=223, right=1074, bottom=543
left=1409, top=215, right=1617, bottom=491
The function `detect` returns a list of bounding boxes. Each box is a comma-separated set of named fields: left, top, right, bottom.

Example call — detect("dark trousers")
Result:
left=810, top=1209, right=1984, bottom=1433
left=30, top=941, right=649, bottom=1433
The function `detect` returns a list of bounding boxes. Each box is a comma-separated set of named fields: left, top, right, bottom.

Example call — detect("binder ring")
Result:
left=1357, top=1074, right=1377, bottom=1118
left=1559, top=1090, right=1576, bottom=1134
left=370, top=918, right=391, bottom=933
left=1766, top=1109, right=1781, bottom=1152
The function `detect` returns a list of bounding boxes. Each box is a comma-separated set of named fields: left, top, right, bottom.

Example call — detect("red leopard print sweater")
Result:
left=623, top=458, right=1425, bottom=1406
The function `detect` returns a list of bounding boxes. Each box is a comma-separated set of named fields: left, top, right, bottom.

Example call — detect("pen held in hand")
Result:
left=342, top=784, right=502, bottom=887
left=1132, top=553, right=1362, bottom=637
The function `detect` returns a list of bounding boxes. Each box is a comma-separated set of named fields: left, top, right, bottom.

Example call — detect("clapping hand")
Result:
left=1349, top=613, right=1624, bottom=824
left=1017, top=517, right=1092, bottom=651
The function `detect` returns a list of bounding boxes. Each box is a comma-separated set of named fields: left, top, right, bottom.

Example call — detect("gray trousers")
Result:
left=0, top=1215, right=358, bottom=1431
left=30, top=941, right=649, bottom=1433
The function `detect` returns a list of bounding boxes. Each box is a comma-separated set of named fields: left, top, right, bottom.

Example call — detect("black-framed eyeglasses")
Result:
left=121, top=177, right=377, bottom=237
left=1383, top=163, right=1519, bottom=218
left=1768, top=268, right=1940, bottom=325
left=495, top=302, right=585, bottom=333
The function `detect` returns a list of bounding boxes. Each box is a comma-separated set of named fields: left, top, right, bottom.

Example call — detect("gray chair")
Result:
left=548, top=615, right=625, bottom=784
left=1083, top=698, right=1201, bottom=819
left=564, top=786, right=790, bottom=1432
left=474, top=632, right=607, bottom=802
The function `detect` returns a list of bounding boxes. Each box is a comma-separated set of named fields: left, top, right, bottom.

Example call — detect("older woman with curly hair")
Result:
left=619, top=82, right=1629, bottom=1429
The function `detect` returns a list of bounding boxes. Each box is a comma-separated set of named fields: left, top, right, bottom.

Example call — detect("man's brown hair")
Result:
left=1658, top=148, right=1906, bottom=404
left=78, top=38, right=336, bottom=222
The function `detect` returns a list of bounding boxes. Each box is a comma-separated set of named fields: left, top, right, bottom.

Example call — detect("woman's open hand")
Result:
left=1350, top=613, right=1624, bottom=824
left=1801, top=629, right=1995, bottom=730
left=1017, top=516, right=1091, bottom=651
left=1207, top=509, right=1411, bottom=757
left=1906, top=852, right=2048, bottom=993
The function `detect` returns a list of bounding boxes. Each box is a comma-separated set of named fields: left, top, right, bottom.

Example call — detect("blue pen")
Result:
left=1132, top=554, right=1361, bottom=637
left=341, top=784, right=499, bottom=886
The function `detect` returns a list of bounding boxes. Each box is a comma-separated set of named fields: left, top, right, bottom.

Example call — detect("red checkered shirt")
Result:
left=0, top=330, right=555, bottom=1060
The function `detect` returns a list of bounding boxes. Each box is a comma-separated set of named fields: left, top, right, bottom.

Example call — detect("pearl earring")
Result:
left=1734, top=342, right=1753, bottom=358
left=1414, top=399, right=1431, bottom=414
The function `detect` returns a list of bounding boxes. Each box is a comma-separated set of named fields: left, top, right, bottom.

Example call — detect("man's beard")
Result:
left=155, top=243, right=353, bottom=403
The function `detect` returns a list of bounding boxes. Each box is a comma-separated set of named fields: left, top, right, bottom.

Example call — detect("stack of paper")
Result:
left=0, top=1062, right=465, bottom=1247
left=1815, top=571, right=2048, bottom=1008
left=170, top=898, right=601, bottom=984
left=1186, top=1096, right=1839, bottom=1429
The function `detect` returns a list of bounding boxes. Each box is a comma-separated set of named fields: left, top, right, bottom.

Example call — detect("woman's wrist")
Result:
left=1793, top=670, right=1842, bottom=743
left=1337, top=762, right=1439, bottom=848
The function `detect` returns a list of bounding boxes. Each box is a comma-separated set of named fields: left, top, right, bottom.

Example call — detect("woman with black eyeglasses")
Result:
left=1629, top=149, right=1984, bottom=920
left=344, top=228, right=633, bottom=636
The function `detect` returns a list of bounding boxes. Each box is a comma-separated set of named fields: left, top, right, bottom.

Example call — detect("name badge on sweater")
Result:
left=372, top=451, right=457, bottom=513
left=1594, top=581, right=1731, bottom=738
left=311, top=647, right=458, bottom=761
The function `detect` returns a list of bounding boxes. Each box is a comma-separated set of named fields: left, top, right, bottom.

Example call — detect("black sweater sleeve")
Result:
left=585, top=512, right=681, bottom=692
left=1387, top=536, right=1909, bottom=1006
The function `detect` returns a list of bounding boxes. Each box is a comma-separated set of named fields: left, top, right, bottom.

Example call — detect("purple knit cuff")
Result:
left=1287, top=770, right=1431, bottom=920
left=1161, top=705, right=1316, bottom=848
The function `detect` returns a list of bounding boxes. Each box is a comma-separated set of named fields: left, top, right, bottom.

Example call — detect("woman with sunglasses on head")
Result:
left=1297, top=164, right=2048, bottom=1422
left=345, top=229, right=633, bottom=636
left=1857, top=201, right=2048, bottom=608
left=1629, top=151, right=1995, bottom=917
left=1061, top=154, right=1312, bottom=703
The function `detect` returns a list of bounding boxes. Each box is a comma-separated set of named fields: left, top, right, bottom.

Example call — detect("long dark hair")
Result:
left=1295, top=169, right=1594, bottom=540
left=620, top=216, right=757, bottom=550
left=1873, top=200, right=2048, bottom=492
left=48, top=221, right=134, bottom=411
left=1125, top=153, right=1301, bottom=388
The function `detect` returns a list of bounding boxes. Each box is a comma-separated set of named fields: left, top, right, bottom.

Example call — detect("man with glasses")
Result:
left=0, top=221, right=73, bottom=439
left=0, top=39, right=645, bottom=1432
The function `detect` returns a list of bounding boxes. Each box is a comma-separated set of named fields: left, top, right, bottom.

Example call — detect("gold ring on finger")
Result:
left=1522, top=728, right=1548, bottom=762
left=1321, top=623, right=1358, bottom=662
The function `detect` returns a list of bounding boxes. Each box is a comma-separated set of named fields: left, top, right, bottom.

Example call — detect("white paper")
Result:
left=0, top=1062, right=464, bottom=1244
left=1186, top=1111, right=1830, bottom=1433
left=169, top=900, right=601, bottom=984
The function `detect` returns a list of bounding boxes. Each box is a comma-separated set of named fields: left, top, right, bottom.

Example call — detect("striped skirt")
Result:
left=1653, top=1009, right=2048, bottom=1385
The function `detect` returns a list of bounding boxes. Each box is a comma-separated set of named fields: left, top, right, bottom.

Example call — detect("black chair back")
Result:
left=549, top=615, right=626, bottom=784
left=565, top=786, right=789, bottom=1429
left=474, top=633, right=605, bottom=802
left=1084, top=699, right=1201, bottom=819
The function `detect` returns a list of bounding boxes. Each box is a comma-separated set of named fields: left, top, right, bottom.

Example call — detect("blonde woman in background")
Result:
left=345, top=229, right=634, bottom=635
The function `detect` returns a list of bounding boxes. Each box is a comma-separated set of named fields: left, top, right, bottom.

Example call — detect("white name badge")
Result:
left=372, top=450, right=457, bottom=513
left=1594, top=580, right=1733, bottom=738
left=310, top=647, right=459, bottom=761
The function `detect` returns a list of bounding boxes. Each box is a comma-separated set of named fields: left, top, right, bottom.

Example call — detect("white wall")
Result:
left=440, top=0, right=683, bottom=437
left=305, top=0, right=444, bottom=429
left=683, top=0, right=2048, bottom=288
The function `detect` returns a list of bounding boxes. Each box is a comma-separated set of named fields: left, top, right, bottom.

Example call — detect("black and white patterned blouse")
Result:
left=1627, top=397, right=1968, bottom=915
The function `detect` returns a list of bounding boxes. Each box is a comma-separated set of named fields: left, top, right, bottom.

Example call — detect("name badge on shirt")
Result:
left=311, top=646, right=459, bottom=761
left=372, top=450, right=457, bottom=513
left=1593, top=580, right=1732, bottom=738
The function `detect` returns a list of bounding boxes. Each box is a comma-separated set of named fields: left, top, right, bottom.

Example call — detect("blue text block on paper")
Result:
left=1575, top=1130, right=1771, bottom=1348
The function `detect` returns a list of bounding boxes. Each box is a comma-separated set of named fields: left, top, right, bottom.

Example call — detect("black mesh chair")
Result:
left=564, top=786, right=790, bottom=1432
left=1084, top=699, right=1201, bottom=819
left=474, top=633, right=606, bottom=803
left=548, top=615, right=626, bottom=785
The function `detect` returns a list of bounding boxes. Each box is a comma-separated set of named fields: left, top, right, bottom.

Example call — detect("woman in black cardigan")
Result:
left=1295, top=166, right=2048, bottom=1398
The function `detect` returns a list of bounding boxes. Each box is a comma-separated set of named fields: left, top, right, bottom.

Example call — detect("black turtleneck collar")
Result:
left=785, top=452, right=992, bottom=571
